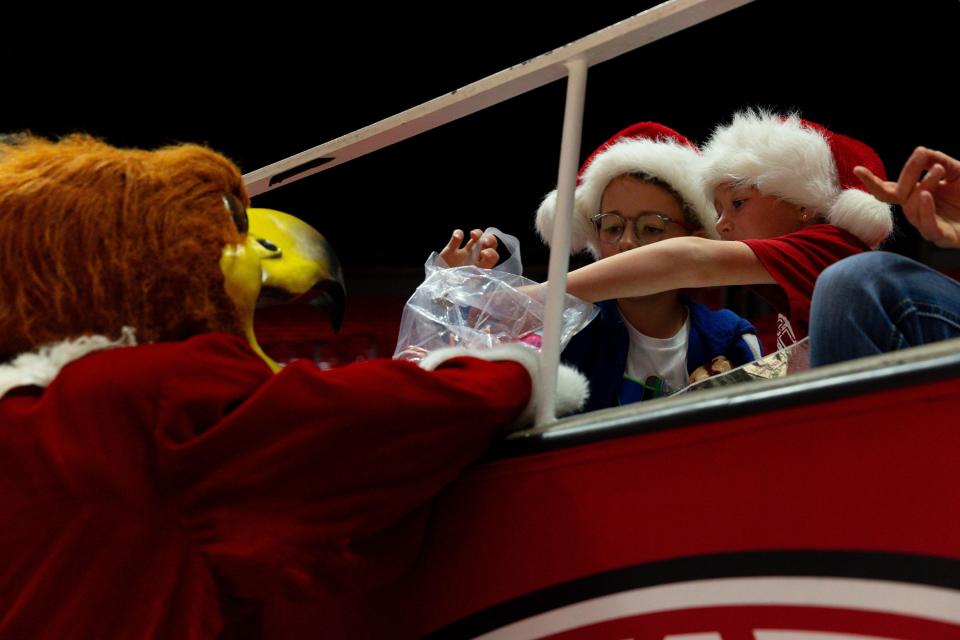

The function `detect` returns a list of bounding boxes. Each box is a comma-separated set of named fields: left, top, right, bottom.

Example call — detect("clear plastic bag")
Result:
left=394, top=227, right=598, bottom=361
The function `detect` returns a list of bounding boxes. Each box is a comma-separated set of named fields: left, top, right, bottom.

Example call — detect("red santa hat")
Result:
left=535, top=122, right=717, bottom=259
left=700, top=110, right=893, bottom=248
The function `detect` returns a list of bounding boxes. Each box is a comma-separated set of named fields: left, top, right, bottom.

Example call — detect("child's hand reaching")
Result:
left=439, top=229, right=500, bottom=268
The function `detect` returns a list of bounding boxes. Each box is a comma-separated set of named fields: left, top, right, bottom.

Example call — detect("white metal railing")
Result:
left=536, top=57, right=587, bottom=425
left=244, top=0, right=754, bottom=426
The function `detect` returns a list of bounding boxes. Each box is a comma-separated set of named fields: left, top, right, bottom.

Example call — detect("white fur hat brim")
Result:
left=829, top=189, right=894, bottom=248
left=536, top=138, right=717, bottom=259
left=701, top=110, right=893, bottom=248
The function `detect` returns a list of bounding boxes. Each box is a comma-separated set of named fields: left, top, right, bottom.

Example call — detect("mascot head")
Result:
left=0, top=135, right=343, bottom=370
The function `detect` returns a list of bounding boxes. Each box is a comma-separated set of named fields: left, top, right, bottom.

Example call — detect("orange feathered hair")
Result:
left=0, top=135, right=248, bottom=359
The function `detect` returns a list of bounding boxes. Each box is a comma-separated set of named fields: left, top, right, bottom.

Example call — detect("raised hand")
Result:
left=855, top=147, right=960, bottom=248
left=438, top=228, right=500, bottom=268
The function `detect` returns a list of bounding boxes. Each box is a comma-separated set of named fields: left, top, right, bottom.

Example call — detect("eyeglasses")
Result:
left=590, top=212, right=695, bottom=245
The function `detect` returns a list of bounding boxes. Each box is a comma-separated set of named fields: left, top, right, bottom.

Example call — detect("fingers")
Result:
left=854, top=166, right=898, bottom=203
left=896, top=147, right=958, bottom=203
left=920, top=147, right=960, bottom=180
left=476, top=233, right=500, bottom=268
left=444, top=229, right=464, bottom=252
left=896, top=148, right=933, bottom=203
left=478, top=233, right=499, bottom=252
left=913, top=189, right=960, bottom=249
left=438, top=229, right=465, bottom=266
left=914, top=189, right=946, bottom=244
left=476, top=248, right=500, bottom=269
left=441, top=228, right=498, bottom=268
left=917, top=163, right=946, bottom=194
left=462, top=228, right=483, bottom=254
left=902, top=164, right=947, bottom=231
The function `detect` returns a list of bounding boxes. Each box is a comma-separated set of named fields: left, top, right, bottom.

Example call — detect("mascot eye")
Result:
left=222, top=193, right=249, bottom=234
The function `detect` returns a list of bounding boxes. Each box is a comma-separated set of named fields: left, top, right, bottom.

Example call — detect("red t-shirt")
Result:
left=0, top=333, right=531, bottom=639
left=742, top=224, right=869, bottom=341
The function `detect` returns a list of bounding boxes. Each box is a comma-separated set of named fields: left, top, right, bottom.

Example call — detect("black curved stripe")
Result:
left=426, top=549, right=960, bottom=639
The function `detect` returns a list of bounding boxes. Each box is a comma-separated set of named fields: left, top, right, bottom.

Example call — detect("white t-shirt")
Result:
left=622, top=310, right=690, bottom=391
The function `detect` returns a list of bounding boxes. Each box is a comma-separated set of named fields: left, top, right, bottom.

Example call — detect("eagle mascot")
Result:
left=0, top=136, right=587, bottom=638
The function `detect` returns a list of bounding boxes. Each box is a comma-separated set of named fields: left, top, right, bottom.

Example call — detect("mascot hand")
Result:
left=418, top=343, right=589, bottom=429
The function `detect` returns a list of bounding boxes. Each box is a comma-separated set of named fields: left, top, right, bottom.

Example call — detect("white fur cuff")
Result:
left=0, top=327, right=137, bottom=399
left=419, top=344, right=589, bottom=428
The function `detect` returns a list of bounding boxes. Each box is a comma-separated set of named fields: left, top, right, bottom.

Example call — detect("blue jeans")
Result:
left=809, top=252, right=960, bottom=366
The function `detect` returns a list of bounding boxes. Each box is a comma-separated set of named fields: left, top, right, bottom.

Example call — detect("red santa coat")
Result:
left=0, top=333, right=531, bottom=639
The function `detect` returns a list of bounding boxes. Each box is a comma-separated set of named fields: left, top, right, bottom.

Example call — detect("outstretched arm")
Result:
left=855, top=146, right=960, bottom=249
left=564, top=236, right=774, bottom=302
left=163, top=339, right=587, bottom=599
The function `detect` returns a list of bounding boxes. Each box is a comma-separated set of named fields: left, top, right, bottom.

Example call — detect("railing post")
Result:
left=535, top=57, right=588, bottom=427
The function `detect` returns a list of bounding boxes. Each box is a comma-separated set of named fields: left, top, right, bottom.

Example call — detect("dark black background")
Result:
left=4, top=1, right=960, bottom=292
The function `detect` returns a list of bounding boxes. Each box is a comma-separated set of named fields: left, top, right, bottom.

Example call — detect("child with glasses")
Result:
left=562, top=110, right=894, bottom=358
left=443, top=122, right=762, bottom=412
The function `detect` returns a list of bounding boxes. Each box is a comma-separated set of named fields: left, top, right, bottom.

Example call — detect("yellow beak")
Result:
left=220, top=208, right=346, bottom=372
left=248, top=208, right=346, bottom=331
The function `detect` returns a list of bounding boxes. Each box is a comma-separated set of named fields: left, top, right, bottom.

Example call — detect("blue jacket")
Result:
left=562, top=296, right=760, bottom=413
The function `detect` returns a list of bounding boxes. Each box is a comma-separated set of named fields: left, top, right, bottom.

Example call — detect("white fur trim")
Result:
left=702, top=110, right=894, bottom=246
left=536, top=139, right=717, bottom=259
left=419, top=344, right=589, bottom=428
left=702, top=111, right=840, bottom=212
left=828, top=189, right=894, bottom=249
left=0, top=327, right=137, bottom=399
left=536, top=189, right=597, bottom=258
left=554, top=362, right=591, bottom=418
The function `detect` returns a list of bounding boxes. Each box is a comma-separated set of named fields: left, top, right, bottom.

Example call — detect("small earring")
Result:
left=800, top=207, right=808, bottom=222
